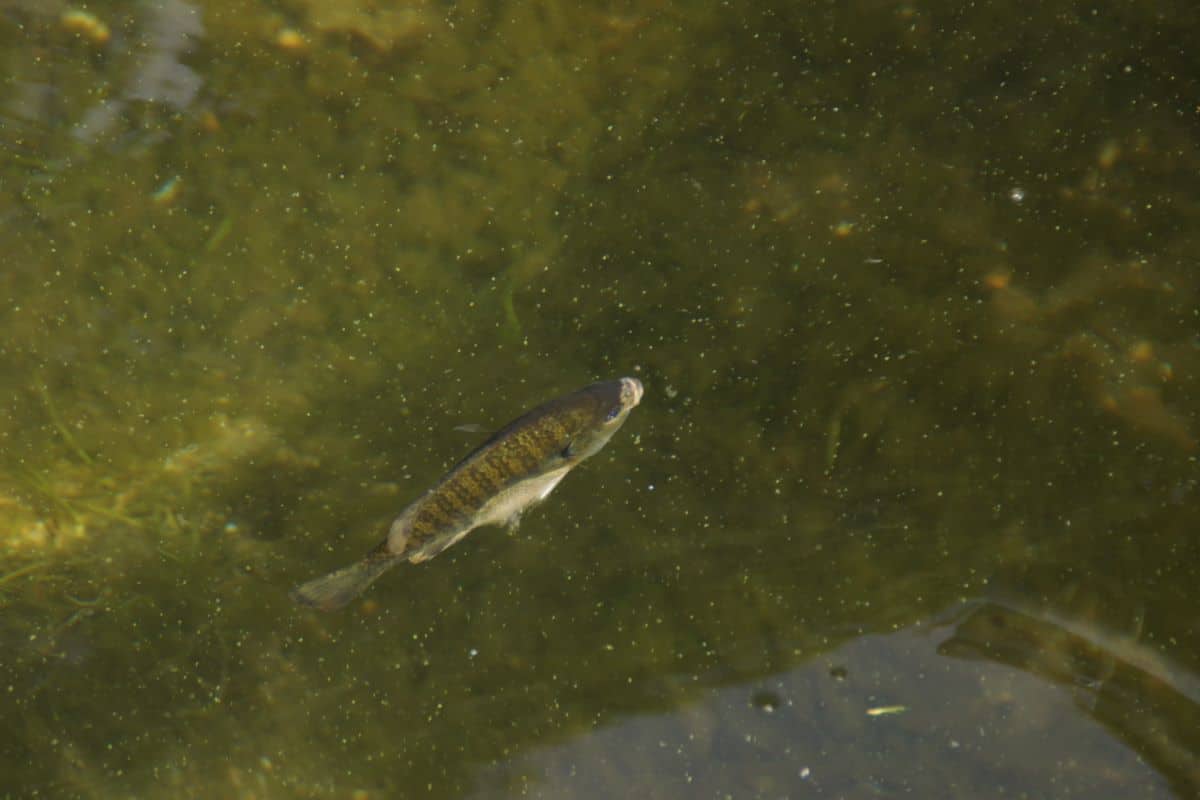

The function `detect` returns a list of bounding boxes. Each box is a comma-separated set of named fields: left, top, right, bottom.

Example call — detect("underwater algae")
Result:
left=0, top=0, right=704, bottom=795
left=1, top=0, right=1199, bottom=797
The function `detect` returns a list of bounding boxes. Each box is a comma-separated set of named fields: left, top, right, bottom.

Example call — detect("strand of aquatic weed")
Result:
left=14, top=462, right=144, bottom=531
left=37, top=382, right=93, bottom=465
left=0, top=560, right=49, bottom=593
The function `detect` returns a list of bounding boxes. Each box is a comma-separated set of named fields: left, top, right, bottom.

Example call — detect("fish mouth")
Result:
left=620, top=377, right=644, bottom=408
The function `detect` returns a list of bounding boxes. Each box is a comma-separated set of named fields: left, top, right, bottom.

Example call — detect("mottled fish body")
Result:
left=291, top=377, right=643, bottom=611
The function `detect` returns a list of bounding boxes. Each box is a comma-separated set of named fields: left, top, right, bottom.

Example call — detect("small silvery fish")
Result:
left=291, top=377, right=644, bottom=611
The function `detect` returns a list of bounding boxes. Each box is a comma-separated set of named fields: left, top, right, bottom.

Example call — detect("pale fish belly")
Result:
left=407, top=467, right=570, bottom=563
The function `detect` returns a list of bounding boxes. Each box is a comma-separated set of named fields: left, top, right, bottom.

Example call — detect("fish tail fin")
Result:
left=290, top=548, right=399, bottom=611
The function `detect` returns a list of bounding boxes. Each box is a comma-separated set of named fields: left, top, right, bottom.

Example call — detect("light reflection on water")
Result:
left=470, top=598, right=1190, bottom=799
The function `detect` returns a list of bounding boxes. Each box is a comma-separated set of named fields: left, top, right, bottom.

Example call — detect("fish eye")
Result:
left=604, top=406, right=622, bottom=421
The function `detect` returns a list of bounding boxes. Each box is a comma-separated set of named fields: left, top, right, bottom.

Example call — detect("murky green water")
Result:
left=2, top=0, right=1198, bottom=797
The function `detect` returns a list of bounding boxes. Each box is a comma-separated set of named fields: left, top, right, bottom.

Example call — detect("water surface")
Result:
left=1, top=1, right=1197, bottom=797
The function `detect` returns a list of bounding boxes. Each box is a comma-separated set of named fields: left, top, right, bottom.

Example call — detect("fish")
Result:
left=290, top=377, right=644, bottom=611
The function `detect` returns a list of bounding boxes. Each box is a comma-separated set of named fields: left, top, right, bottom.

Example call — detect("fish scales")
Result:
left=290, top=377, right=643, bottom=611
left=406, top=405, right=573, bottom=542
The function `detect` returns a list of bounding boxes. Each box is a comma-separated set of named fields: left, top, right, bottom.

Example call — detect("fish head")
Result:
left=559, top=376, right=643, bottom=463
left=596, top=376, right=643, bottom=429
left=619, top=376, right=645, bottom=410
